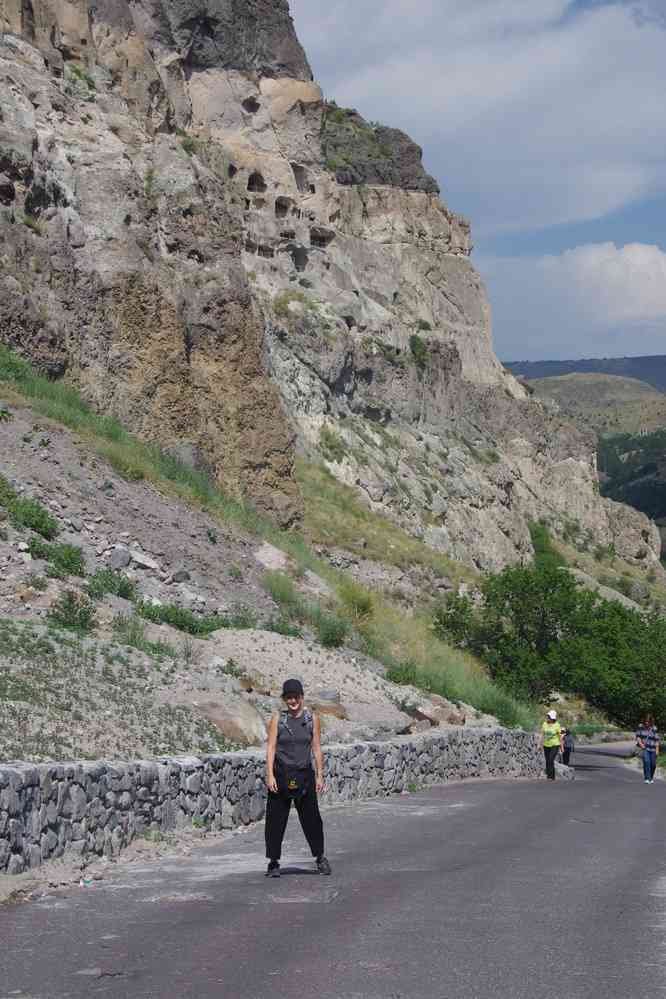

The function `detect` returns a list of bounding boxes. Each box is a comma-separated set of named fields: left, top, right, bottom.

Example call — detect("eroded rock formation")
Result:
left=0, top=0, right=661, bottom=569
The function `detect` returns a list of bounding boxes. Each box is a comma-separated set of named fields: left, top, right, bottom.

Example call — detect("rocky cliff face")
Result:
left=0, top=0, right=662, bottom=571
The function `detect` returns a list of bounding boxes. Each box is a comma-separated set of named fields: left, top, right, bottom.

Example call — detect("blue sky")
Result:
left=289, top=0, right=666, bottom=361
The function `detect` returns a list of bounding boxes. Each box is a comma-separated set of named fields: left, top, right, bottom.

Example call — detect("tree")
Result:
left=433, top=563, right=666, bottom=724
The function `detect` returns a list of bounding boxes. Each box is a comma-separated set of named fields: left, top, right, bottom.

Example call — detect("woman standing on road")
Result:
left=264, top=678, right=332, bottom=878
left=636, top=714, right=660, bottom=784
left=561, top=728, right=575, bottom=767
left=541, top=709, right=563, bottom=780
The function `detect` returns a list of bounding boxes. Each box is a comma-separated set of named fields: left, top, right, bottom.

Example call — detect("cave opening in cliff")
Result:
left=275, top=197, right=292, bottom=219
left=310, top=227, right=335, bottom=249
left=291, top=163, right=307, bottom=193
left=228, top=164, right=238, bottom=179
left=290, top=246, right=308, bottom=272
left=21, top=0, right=36, bottom=41
left=242, top=97, right=261, bottom=114
left=247, top=172, right=267, bottom=193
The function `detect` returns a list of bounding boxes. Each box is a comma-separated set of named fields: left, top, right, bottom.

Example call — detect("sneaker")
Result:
left=266, top=861, right=281, bottom=878
left=316, top=856, right=332, bottom=876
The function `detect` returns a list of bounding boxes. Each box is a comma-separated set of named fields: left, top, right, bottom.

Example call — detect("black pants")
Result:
left=265, top=785, right=324, bottom=861
left=544, top=746, right=559, bottom=779
left=562, top=749, right=571, bottom=766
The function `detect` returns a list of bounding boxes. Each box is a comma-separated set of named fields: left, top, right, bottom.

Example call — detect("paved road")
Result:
left=1, top=746, right=663, bottom=999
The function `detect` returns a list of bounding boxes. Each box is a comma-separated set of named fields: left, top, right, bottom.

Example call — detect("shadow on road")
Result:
left=273, top=867, right=320, bottom=877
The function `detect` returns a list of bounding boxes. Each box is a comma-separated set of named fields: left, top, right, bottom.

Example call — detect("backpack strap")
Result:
left=279, top=708, right=314, bottom=738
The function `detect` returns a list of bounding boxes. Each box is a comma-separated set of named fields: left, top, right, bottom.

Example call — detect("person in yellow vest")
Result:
left=541, top=709, right=564, bottom=780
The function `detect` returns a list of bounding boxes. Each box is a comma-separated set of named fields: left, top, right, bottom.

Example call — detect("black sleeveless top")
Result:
left=276, top=711, right=313, bottom=770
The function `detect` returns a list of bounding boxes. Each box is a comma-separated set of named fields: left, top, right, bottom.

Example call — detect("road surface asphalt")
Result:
left=1, top=744, right=663, bottom=999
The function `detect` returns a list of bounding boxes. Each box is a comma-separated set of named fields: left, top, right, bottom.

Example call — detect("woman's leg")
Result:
left=562, top=750, right=571, bottom=766
left=265, top=792, right=291, bottom=861
left=295, top=786, right=325, bottom=858
left=649, top=751, right=657, bottom=780
left=643, top=751, right=652, bottom=781
left=544, top=747, right=557, bottom=779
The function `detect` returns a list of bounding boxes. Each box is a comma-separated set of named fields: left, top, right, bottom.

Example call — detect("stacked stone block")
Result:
left=0, top=729, right=540, bottom=874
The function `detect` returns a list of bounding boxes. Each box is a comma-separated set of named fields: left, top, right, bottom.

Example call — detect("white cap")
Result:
left=547, top=710, right=557, bottom=720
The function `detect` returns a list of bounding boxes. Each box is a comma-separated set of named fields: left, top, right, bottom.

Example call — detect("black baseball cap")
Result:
left=282, top=678, right=304, bottom=698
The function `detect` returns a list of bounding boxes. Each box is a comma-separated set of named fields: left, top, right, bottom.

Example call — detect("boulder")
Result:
left=195, top=697, right=267, bottom=747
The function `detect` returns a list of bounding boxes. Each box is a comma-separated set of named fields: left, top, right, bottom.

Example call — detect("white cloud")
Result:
left=541, top=242, right=666, bottom=323
left=478, top=242, right=666, bottom=359
left=290, top=0, right=666, bottom=235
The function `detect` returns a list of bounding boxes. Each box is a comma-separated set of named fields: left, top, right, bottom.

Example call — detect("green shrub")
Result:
left=220, top=657, right=244, bottom=678
left=262, top=571, right=299, bottom=609
left=228, top=564, right=243, bottom=581
left=387, top=660, right=419, bottom=686
left=26, top=574, right=48, bottom=592
left=48, top=590, right=97, bottom=634
left=227, top=604, right=258, bottom=629
left=273, top=289, right=312, bottom=319
left=0, top=475, right=59, bottom=539
left=85, top=568, right=136, bottom=601
left=312, top=609, right=349, bottom=648
left=338, top=577, right=373, bottom=620
left=22, top=214, right=44, bottom=236
left=417, top=319, right=432, bottom=332
left=179, top=135, right=198, bottom=156
left=528, top=521, right=566, bottom=571
left=265, top=615, right=302, bottom=638
left=319, top=425, right=347, bottom=464
left=137, top=601, right=229, bottom=636
left=409, top=334, right=428, bottom=371
left=112, top=613, right=176, bottom=659
left=0, top=407, right=12, bottom=423
left=28, top=537, right=85, bottom=577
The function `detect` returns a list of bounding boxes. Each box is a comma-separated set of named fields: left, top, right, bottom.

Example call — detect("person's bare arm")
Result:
left=312, top=713, right=325, bottom=793
left=266, top=714, right=278, bottom=793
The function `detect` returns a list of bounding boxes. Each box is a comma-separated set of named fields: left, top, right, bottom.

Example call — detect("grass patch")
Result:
left=85, top=568, right=137, bottom=601
left=21, top=214, right=45, bottom=236
left=111, top=613, right=176, bottom=659
left=273, top=289, right=313, bottom=319
left=0, top=474, right=59, bottom=539
left=529, top=520, right=567, bottom=571
left=137, top=601, right=229, bottom=637
left=262, top=571, right=349, bottom=648
left=265, top=615, right=303, bottom=638
left=297, top=462, right=473, bottom=587
left=409, top=333, right=428, bottom=371
left=47, top=591, right=97, bottom=634
left=28, top=537, right=85, bottom=578
left=385, top=648, right=538, bottom=731
left=319, top=425, right=347, bottom=464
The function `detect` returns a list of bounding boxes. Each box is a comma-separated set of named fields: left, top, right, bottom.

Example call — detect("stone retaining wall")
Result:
left=0, top=728, right=541, bottom=875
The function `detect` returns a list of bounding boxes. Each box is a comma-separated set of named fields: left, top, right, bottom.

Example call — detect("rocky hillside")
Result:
left=1, top=393, right=501, bottom=762
left=0, top=0, right=662, bottom=575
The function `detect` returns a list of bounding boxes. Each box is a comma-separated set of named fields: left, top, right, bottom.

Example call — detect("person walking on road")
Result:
left=541, top=709, right=563, bottom=780
left=636, top=714, right=660, bottom=784
left=265, top=678, right=332, bottom=878
left=561, top=728, right=575, bottom=767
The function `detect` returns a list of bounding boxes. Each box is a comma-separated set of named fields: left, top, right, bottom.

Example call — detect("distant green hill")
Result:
left=522, top=369, right=666, bottom=547
left=598, top=429, right=666, bottom=538
left=531, top=373, right=666, bottom=435
left=507, top=355, right=666, bottom=394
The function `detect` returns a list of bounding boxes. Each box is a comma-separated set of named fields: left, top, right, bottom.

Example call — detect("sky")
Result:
left=288, top=0, right=666, bottom=361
